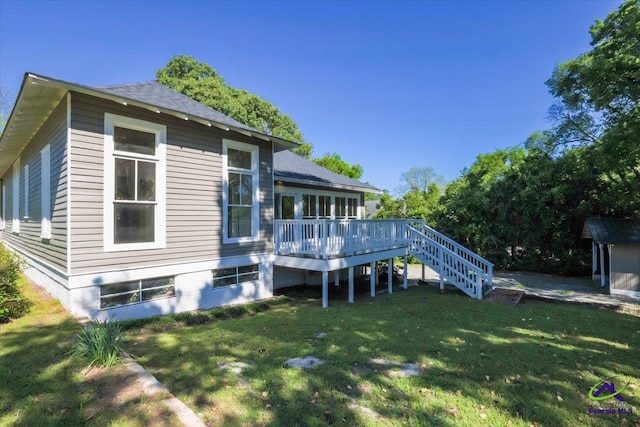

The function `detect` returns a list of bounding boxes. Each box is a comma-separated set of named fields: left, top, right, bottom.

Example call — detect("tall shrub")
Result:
left=0, top=243, right=29, bottom=323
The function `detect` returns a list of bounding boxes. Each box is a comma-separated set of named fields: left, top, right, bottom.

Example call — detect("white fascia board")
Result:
left=275, top=176, right=383, bottom=194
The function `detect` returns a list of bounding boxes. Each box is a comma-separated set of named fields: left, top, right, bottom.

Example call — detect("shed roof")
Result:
left=274, top=150, right=382, bottom=194
left=582, top=218, right=640, bottom=245
left=0, top=73, right=297, bottom=176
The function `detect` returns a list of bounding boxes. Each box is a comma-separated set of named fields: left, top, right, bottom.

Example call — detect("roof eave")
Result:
left=30, top=74, right=299, bottom=150
left=0, top=73, right=298, bottom=175
left=274, top=176, right=383, bottom=194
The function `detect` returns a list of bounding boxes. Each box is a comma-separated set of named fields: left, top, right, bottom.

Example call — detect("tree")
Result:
left=545, top=0, right=640, bottom=215
left=157, top=55, right=312, bottom=158
left=0, top=87, right=12, bottom=136
left=312, top=153, right=363, bottom=180
left=374, top=167, right=443, bottom=224
left=396, top=166, right=444, bottom=195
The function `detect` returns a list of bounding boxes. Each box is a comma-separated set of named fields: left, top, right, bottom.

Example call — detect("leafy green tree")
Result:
left=157, top=55, right=312, bottom=157
left=0, top=87, right=11, bottom=136
left=312, top=153, right=363, bottom=180
left=375, top=167, right=442, bottom=225
left=546, top=0, right=640, bottom=215
left=396, top=166, right=444, bottom=195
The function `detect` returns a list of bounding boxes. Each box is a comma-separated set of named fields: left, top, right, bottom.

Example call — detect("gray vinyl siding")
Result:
left=69, top=93, right=274, bottom=275
left=0, top=100, right=68, bottom=272
left=611, top=245, right=640, bottom=292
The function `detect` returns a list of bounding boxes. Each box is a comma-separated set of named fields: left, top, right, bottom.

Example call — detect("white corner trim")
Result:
left=66, top=93, right=71, bottom=272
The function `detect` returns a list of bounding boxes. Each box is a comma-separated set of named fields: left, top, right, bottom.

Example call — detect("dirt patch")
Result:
left=484, top=288, right=526, bottom=305
left=78, top=363, right=178, bottom=425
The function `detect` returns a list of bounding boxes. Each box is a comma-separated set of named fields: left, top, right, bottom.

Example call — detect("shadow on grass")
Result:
left=0, top=288, right=181, bottom=427
left=124, top=282, right=639, bottom=426
left=0, top=317, right=86, bottom=426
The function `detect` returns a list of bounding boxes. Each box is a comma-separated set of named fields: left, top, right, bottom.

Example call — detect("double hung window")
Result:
left=12, top=158, right=19, bottom=233
left=41, top=145, right=51, bottom=239
left=104, top=114, right=166, bottom=251
left=223, top=140, right=258, bottom=242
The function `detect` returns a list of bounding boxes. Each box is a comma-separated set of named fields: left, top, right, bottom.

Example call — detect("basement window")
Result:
left=212, top=264, right=260, bottom=288
left=100, top=276, right=175, bottom=309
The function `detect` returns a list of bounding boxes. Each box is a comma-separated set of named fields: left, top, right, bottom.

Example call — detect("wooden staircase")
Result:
left=407, top=221, right=493, bottom=299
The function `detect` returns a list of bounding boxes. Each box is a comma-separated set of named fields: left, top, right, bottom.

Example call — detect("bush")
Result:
left=69, top=319, right=126, bottom=369
left=0, top=243, right=29, bottom=323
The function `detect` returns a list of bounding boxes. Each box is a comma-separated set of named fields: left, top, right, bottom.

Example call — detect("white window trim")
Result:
left=23, top=163, right=30, bottom=219
left=103, top=113, right=166, bottom=252
left=41, top=145, right=52, bottom=239
left=1, top=183, right=5, bottom=230
left=274, top=185, right=364, bottom=219
left=12, top=158, right=20, bottom=233
left=222, top=139, right=259, bottom=243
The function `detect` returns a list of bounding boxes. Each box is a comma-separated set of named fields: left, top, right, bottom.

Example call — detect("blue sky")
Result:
left=0, top=0, right=622, bottom=192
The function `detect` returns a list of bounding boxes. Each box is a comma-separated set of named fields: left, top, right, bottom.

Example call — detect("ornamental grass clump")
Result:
left=70, top=319, right=126, bottom=369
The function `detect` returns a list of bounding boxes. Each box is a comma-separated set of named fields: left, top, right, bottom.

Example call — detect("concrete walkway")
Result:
left=406, top=264, right=640, bottom=315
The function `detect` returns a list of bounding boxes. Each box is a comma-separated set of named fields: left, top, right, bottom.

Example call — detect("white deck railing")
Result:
left=274, top=218, right=493, bottom=300
left=274, top=219, right=408, bottom=259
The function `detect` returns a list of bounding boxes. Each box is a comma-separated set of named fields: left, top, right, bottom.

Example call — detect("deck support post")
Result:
left=599, top=244, right=606, bottom=287
left=370, top=261, right=376, bottom=297
left=403, top=254, right=408, bottom=289
left=334, top=270, right=340, bottom=287
left=388, top=258, right=393, bottom=294
left=592, top=241, right=597, bottom=280
left=322, top=271, right=329, bottom=308
left=438, top=248, right=445, bottom=290
left=348, top=267, right=354, bottom=303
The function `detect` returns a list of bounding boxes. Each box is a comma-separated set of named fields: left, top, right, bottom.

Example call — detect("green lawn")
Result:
left=0, top=277, right=180, bottom=427
left=124, top=284, right=640, bottom=426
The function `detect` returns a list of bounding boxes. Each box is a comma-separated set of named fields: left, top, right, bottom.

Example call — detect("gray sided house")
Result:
left=583, top=218, right=640, bottom=298
left=0, top=73, right=300, bottom=320
left=1, top=73, right=493, bottom=321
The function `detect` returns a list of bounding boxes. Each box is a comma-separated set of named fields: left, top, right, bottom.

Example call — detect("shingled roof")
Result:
left=582, top=218, right=640, bottom=245
left=96, top=81, right=253, bottom=131
left=0, top=73, right=297, bottom=175
left=274, top=150, right=381, bottom=194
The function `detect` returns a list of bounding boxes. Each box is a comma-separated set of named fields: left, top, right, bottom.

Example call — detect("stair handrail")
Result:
left=408, top=221, right=493, bottom=283
left=406, top=225, right=487, bottom=299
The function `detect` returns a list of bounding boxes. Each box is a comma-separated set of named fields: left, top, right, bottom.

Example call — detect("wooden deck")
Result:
left=273, top=219, right=493, bottom=307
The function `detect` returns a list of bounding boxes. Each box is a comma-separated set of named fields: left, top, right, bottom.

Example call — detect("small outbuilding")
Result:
left=582, top=218, right=640, bottom=298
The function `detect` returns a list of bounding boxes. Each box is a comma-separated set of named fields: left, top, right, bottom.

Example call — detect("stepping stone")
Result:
left=284, top=356, right=326, bottom=368
left=369, top=358, right=422, bottom=378
left=218, top=362, right=251, bottom=373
